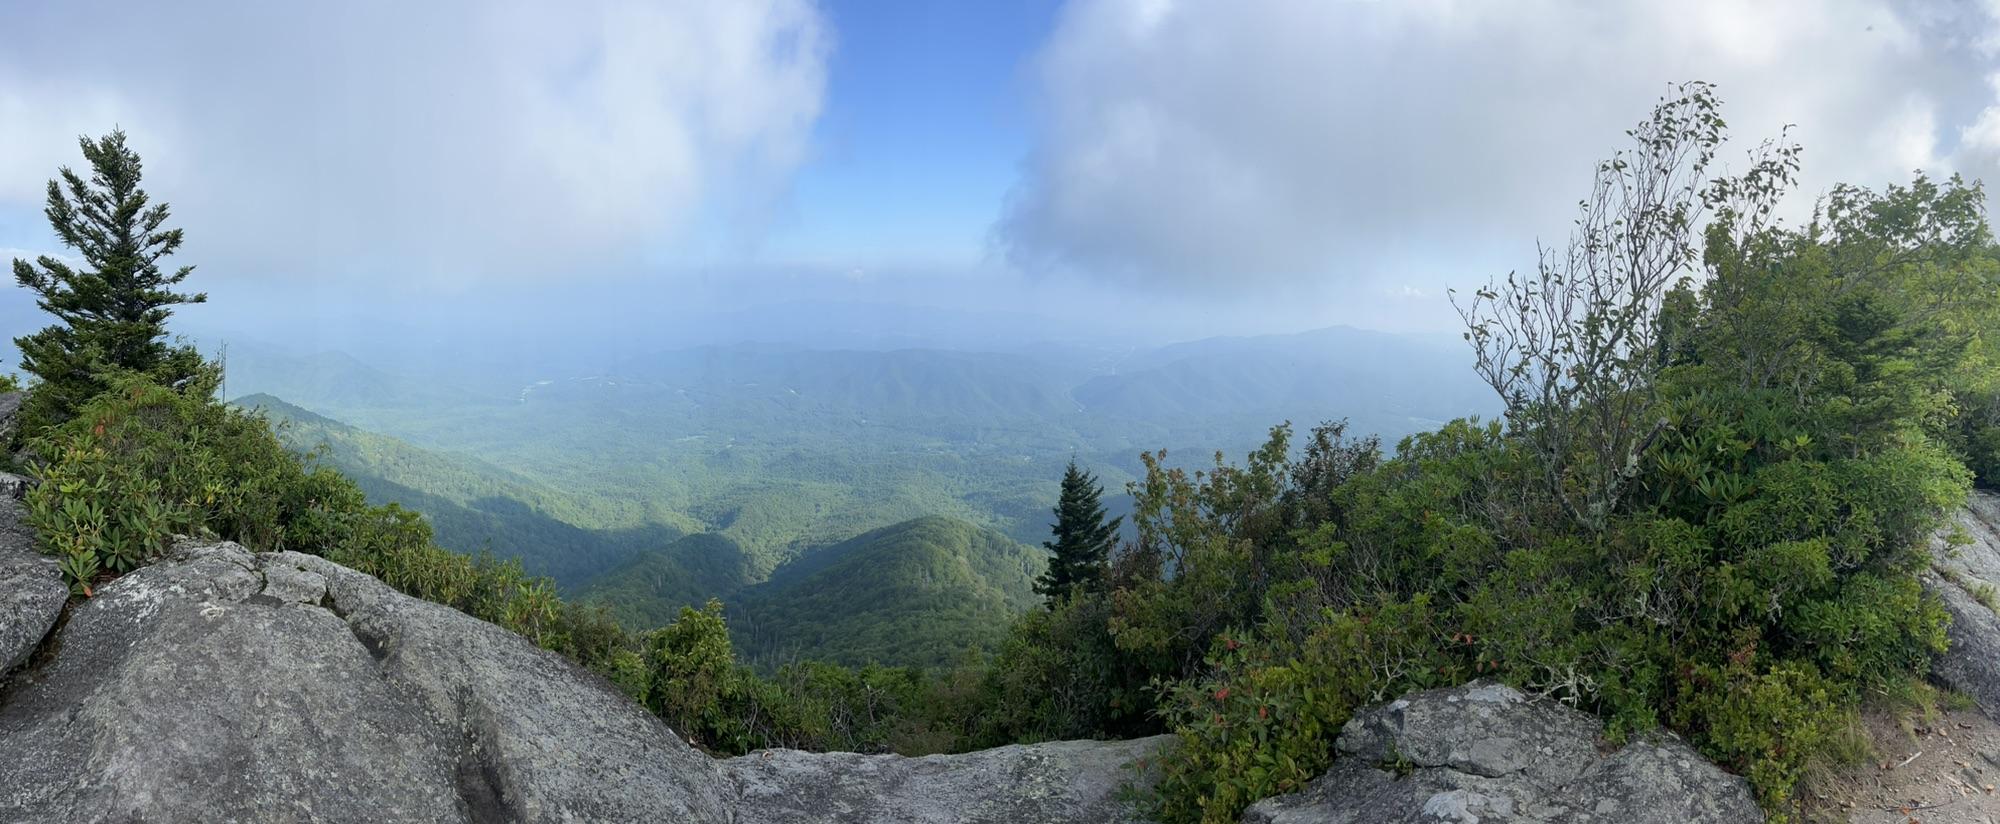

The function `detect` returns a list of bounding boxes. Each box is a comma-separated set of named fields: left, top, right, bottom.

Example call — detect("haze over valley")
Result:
left=223, top=319, right=1493, bottom=663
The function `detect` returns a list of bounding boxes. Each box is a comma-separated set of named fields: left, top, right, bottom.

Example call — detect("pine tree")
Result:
left=1035, top=459, right=1123, bottom=605
left=13, top=130, right=207, bottom=429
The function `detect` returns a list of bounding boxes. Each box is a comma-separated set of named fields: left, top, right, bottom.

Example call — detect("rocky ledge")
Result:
left=0, top=540, right=1165, bottom=823
left=1242, top=681, right=1763, bottom=823
left=1928, top=490, right=2000, bottom=718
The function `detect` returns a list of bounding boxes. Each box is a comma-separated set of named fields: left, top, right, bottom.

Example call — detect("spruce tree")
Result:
left=13, top=130, right=207, bottom=429
left=1035, top=459, right=1122, bottom=605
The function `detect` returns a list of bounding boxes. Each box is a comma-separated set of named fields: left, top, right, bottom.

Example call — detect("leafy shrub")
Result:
left=1670, top=659, right=1850, bottom=816
left=1151, top=597, right=1455, bottom=824
left=967, top=591, right=1153, bottom=748
left=25, top=369, right=358, bottom=593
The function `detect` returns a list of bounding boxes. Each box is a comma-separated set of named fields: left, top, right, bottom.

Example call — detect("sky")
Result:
left=2, top=0, right=2000, bottom=361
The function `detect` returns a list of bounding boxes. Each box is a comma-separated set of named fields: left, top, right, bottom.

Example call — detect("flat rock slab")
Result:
left=724, top=735, right=1173, bottom=824
left=1243, top=682, right=1763, bottom=824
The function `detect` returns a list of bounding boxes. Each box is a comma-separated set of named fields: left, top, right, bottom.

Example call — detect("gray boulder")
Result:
left=1929, top=490, right=2000, bottom=717
left=1242, top=682, right=1763, bottom=824
left=724, top=735, right=1172, bottom=824
left=0, top=485, right=62, bottom=676
left=0, top=541, right=732, bottom=823
left=0, top=538, right=1166, bottom=823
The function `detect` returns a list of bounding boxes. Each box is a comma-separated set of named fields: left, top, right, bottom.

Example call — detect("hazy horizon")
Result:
left=5, top=0, right=1998, bottom=370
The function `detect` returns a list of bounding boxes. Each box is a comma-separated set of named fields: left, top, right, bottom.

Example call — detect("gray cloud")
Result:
left=999, top=0, right=2000, bottom=292
left=0, top=0, right=829, bottom=286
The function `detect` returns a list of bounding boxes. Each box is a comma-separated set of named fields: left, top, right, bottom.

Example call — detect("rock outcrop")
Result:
left=1929, top=490, right=2000, bottom=717
left=723, top=737, right=1170, bottom=823
left=0, top=539, right=1165, bottom=823
left=1241, top=682, right=1763, bottom=824
left=0, top=476, right=61, bottom=677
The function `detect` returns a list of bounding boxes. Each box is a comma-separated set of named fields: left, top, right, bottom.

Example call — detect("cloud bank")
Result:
left=0, top=0, right=829, bottom=286
left=999, top=0, right=2000, bottom=291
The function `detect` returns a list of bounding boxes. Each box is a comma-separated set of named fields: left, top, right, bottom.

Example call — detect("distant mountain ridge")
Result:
left=222, top=325, right=1498, bottom=667
left=1077, top=325, right=1487, bottom=432
left=224, top=324, right=1492, bottom=443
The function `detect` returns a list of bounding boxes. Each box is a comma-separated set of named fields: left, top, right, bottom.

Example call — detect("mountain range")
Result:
left=230, top=325, right=1497, bottom=667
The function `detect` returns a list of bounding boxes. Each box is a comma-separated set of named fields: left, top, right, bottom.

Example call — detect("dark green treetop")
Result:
left=13, top=129, right=207, bottom=429
left=1034, top=459, right=1122, bottom=605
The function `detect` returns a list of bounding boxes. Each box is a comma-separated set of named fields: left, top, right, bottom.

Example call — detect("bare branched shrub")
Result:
left=1454, top=82, right=1800, bottom=530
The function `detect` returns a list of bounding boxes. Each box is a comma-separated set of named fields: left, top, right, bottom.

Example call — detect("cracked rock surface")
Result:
left=723, top=735, right=1172, bottom=824
left=1241, top=682, right=1763, bottom=824
left=0, top=539, right=1163, bottom=823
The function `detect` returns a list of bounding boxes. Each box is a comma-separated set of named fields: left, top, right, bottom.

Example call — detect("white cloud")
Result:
left=999, top=0, right=2000, bottom=292
left=0, top=0, right=829, bottom=286
left=0, top=248, right=78, bottom=269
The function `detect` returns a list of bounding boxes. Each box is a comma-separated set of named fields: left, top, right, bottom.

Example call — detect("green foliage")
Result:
left=25, top=370, right=359, bottom=593
left=1455, top=80, right=1800, bottom=532
left=1151, top=598, right=1455, bottom=824
left=962, top=89, right=2000, bottom=823
left=641, top=600, right=746, bottom=746
left=12, top=130, right=206, bottom=433
left=635, top=599, right=968, bottom=754
left=965, top=591, right=1152, bottom=747
left=1034, top=459, right=1121, bottom=603
left=246, top=393, right=680, bottom=586
left=1669, top=659, right=1850, bottom=816
left=728, top=516, right=1044, bottom=669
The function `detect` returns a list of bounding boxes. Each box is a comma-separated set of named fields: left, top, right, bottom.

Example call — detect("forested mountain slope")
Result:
left=239, top=394, right=677, bottom=584
left=725, top=517, right=1044, bottom=669
left=219, top=328, right=1493, bottom=582
left=578, top=532, right=758, bottom=628
left=220, top=328, right=1495, bottom=669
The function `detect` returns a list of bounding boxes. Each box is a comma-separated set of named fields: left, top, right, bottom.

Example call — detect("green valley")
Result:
left=223, top=327, right=1493, bottom=670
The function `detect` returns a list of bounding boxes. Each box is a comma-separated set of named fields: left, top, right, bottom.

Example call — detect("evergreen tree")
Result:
left=13, top=129, right=206, bottom=430
left=1034, top=459, right=1122, bottom=605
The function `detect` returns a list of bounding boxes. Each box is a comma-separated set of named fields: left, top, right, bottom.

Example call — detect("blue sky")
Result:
left=1, top=0, right=1998, bottom=355
left=768, top=0, right=1060, bottom=265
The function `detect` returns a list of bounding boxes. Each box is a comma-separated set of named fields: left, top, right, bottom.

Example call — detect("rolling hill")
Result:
left=238, top=394, right=678, bottom=585
left=578, top=532, right=759, bottom=628
left=723, top=516, right=1046, bottom=669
